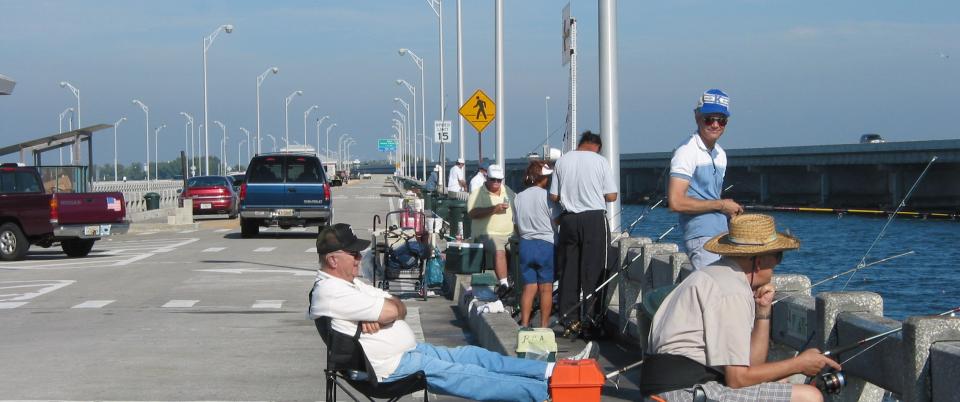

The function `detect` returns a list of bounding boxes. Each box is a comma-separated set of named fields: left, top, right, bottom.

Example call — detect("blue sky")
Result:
left=0, top=0, right=957, bottom=166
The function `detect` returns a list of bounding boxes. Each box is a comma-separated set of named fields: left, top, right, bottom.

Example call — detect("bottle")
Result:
left=456, top=221, right=464, bottom=242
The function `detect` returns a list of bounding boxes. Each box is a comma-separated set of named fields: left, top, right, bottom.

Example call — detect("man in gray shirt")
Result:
left=548, top=131, right=618, bottom=337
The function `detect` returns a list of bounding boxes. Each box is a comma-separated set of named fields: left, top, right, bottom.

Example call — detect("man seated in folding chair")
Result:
left=309, top=223, right=596, bottom=402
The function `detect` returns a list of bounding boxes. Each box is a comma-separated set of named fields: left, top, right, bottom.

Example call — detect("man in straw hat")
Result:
left=642, top=214, right=840, bottom=402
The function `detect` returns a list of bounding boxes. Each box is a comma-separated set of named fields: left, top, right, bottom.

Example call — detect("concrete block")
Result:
left=617, top=237, right=648, bottom=333
left=640, top=243, right=679, bottom=292
left=771, top=295, right=816, bottom=349
left=930, top=341, right=960, bottom=402
left=669, top=252, right=688, bottom=283
left=771, top=274, right=811, bottom=298
left=649, top=254, right=674, bottom=289
left=816, top=291, right=885, bottom=402
left=902, top=316, right=960, bottom=402
left=443, top=272, right=472, bottom=302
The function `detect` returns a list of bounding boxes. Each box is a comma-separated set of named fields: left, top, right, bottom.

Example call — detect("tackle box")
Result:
left=444, top=241, right=485, bottom=274
left=549, top=358, right=604, bottom=402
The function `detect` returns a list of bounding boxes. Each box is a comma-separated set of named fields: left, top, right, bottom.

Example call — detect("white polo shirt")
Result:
left=309, top=270, right=417, bottom=380
left=670, top=133, right=728, bottom=241
left=447, top=164, right=466, bottom=192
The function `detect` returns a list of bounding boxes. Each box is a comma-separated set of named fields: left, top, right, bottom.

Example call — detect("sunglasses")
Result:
left=702, top=116, right=728, bottom=127
left=488, top=178, right=503, bottom=183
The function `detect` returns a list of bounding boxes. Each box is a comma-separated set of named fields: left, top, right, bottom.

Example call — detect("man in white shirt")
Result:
left=309, top=223, right=594, bottom=402
left=469, top=162, right=488, bottom=192
left=447, top=158, right=467, bottom=193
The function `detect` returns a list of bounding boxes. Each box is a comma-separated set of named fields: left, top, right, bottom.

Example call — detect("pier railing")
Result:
left=610, top=235, right=960, bottom=402
left=92, top=180, right=184, bottom=214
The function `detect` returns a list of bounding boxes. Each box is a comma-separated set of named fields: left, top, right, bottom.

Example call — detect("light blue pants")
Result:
left=684, top=236, right=720, bottom=270
left=383, top=343, right=549, bottom=402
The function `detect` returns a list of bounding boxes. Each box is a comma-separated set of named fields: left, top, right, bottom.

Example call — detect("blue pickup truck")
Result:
left=238, top=151, right=338, bottom=237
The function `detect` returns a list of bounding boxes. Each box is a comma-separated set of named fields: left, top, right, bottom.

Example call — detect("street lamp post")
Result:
left=284, top=90, right=303, bottom=149
left=325, top=123, right=337, bottom=161
left=237, top=140, right=246, bottom=172
left=59, top=81, right=80, bottom=128
left=303, top=105, right=318, bottom=147
left=239, top=127, right=250, bottom=163
left=425, top=0, right=446, bottom=164
left=394, top=98, right=414, bottom=179
left=391, top=127, right=402, bottom=174
left=266, top=134, right=277, bottom=152
left=213, top=120, right=227, bottom=175
left=113, top=117, right=126, bottom=181
left=131, top=100, right=150, bottom=187
left=153, top=124, right=166, bottom=181
left=392, top=116, right=406, bottom=177
left=544, top=96, right=550, bottom=157
left=396, top=79, right=418, bottom=175
left=256, top=66, right=279, bottom=154
left=203, top=23, right=234, bottom=176
left=179, top=112, right=194, bottom=177
left=337, top=133, right=350, bottom=171
left=398, top=49, right=430, bottom=184
left=314, top=115, right=330, bottom=156
left=393, top=110, right=410, bottom=178
left=58, top=107, right=74, bottom=165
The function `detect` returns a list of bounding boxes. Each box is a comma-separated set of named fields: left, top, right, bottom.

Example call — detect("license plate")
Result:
left=83, top=225, right=100, bottom=236
left=276, top=208, right=294, bottom=217
left=200, top=203, right=212, bottom=209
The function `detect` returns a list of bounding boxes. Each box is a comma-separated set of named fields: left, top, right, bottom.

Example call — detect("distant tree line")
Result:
left=90, top=156, right=246, bottom=181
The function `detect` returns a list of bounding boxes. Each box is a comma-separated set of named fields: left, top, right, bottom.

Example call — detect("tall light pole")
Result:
left=495, top=0, right=505, bottom=168
left=153, top=124, right=166, bottom=181
left=239, top=127, right=250, bottom=163
left=131, top=100, right=150, bottom=187
left=544, top=96, right=550, bottom=157
left=303, top=104, right=318, bottom=147
left=325, top=123, right=337, bottom=161
left=314, top=115, right=329, bottom=155
left=599, top=0, right=622, bottom=229
left=59, top=81, right=80, bottom=129
left=284, top=90, right=303, bottom=149
left=237, top=140, right=246, bottom=172
left=395, top=79, right=418, bottom=172
left=393, top=95, right=415, bottom=178
left=179, top=112, right=194, bottom=177
left=456, top=0, right=465, bottom=161
left=58, top=107, right=74, bottom=165
left=256, top=66, right=278, bottom=154
left=391, top=126, right=402, bottom=174
left=424, top=0, right=446, bottom=168
left=398, top=49, right=430, bottom=183
left=337, top=133, right=350, bottom=171
left=266, top=134, right=277, bottom=152
left=392, top=120, right=404, bottom=176
left=203, top=23, right=234, bottom=176
left=113, top=117, right=126, bottom=181
left=213, top=120, right=227, bottom=175
left=393, top=111, right=408, bottom=177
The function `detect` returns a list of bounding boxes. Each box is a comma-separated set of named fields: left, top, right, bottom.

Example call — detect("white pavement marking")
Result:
left=0, top=302, right=28, bottom=309
left=0, top=280, right=75, bottom=302
left=202, top=247, right=226, bottom=252
left=214, top=228, right=231, bottom=233
left=253, top=247, right=276, bottom=252
left=252, top=300, right=284, bottom=309
left=136, top=232, right=157, bottom=236
left=195, top=268, right=314, bottom=277
left=178, top=229, right=198, bottom=233
left=305, top=247, right=317, bottom=253
left=112, top=253, right=155, bottom=266
left=162, top=299, right=199, bottom=308
left=71, top=300, right=115, bottom=309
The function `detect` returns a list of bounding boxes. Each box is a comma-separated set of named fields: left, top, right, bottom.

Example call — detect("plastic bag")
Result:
left=425, top=251, right=444, bottom=287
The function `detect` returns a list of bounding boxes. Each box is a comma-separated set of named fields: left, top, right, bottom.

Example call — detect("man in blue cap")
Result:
left=668, top=89, right=744, bottom=270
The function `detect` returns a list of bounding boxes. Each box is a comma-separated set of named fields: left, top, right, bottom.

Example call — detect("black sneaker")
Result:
left=495, top=283, right=513, bottom=300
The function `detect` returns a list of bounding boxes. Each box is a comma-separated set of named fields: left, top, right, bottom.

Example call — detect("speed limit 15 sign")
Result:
left=434, top=120, right=452, bottom=143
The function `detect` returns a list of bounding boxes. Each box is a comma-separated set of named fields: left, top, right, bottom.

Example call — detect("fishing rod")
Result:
left=604, top=358, right=645, bottom=389
left=807, top=305, right=959, bottom=394
left=551, top=224, right=677, bottom=333
left=610, top=199, right=664, bottom=245
left=840, top=156, right=937, bottom=291
left=771, top=250, right=915, bottom=305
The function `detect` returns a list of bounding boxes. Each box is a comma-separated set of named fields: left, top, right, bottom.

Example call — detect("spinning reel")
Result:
left=808, top=370, right=846, bottom=395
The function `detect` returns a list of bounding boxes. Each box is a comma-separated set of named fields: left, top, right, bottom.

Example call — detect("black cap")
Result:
left=317, top=223, right=371, bottom=255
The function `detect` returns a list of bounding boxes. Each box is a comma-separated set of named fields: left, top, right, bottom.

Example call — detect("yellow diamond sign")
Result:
left=459, top=89, right=496, bottom=133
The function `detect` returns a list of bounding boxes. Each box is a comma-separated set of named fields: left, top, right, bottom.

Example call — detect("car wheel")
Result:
left=228, top=208, right=238, bottom=220
left=240, top=218, right=259, bottom=238
left=0, top=223, right=29, bottom=261
left=61, top=239, right=96, bottom=257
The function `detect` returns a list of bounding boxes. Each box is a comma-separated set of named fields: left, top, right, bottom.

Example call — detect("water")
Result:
left=618, top=205, right=960, bottom=321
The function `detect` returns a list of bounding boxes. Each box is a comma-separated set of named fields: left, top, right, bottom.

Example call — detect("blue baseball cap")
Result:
left=697, top=89, right=731, bottom=117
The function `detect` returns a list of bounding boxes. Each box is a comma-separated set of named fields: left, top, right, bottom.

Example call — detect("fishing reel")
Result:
left=562, top=321, right=583, bottom=339
left=811, top=370, right=846, bottom=395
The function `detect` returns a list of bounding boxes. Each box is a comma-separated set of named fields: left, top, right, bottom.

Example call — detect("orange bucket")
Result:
left=549, top=358, right=605, bottom=402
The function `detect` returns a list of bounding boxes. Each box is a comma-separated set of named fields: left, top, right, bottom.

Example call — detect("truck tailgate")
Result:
left=55, top=192, right=126, bottom=224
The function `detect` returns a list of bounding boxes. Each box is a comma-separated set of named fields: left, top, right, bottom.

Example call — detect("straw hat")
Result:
left=703, top=214, right=799, bottom=256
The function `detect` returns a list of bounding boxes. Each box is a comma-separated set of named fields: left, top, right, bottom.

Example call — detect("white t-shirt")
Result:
left=447, top=165, right=466, bottom=192
left=309, top=271, right=417, bottom=379
left=469, top=172, right=486, bottom=192
left=548, top=150, right=618, bottom=213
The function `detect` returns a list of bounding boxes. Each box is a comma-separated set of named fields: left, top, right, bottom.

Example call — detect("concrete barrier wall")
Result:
left=92, top=180, right=184, bottom=215
left=614, top=235, right=960, bottom=402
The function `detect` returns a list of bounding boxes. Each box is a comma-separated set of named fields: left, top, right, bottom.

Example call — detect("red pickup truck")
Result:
left=0, top=164, right=129, bottom=261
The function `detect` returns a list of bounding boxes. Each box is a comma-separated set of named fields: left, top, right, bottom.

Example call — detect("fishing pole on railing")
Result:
left=771, top=250, right=915, bottom=305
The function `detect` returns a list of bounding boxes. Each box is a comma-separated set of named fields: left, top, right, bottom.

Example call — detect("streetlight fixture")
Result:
left=544, top=96, right=550, bottom=158
left=394, top=98, right=416, bottom=179
left=303, top=105, right=318, bottom=147
left=393, top=111, right=408, bottom=177
left=314, top=115, right=330, bottom=155
left=256, top=66, right=279, bottom=154
left=213, top=120, right=227, bottom=175
left=131, top=100, right=150, bottom=187
left=284, top=90, right=303, bottom=148
left=392, top=119, right=406, bottom=177
left=337, top=133, right=350, bottom=170
left=113, top=117, right=126, bottom=181
left=59, top=81, right=81, bottom=128
left=396, top=78, right=419, bottom=172
left=325, top=123, right=337, bottom=161
left=237, top=139, right=246, bottom=172
left=266, top=134, right=277, bottom=152
left=153, top=124, right=166, bottom=181
left=179, top=112, right=195, bottom=177
left=202, top=23, right=234, bottom=176
left=397, top=49, right=429, bottom=181
left=58, top=107, right=74, bottom=165
left=239, top=127, right=250, bottom=163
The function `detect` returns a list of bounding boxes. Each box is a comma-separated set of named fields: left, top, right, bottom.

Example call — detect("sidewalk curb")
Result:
left=128, top=222, right=199, bottom=233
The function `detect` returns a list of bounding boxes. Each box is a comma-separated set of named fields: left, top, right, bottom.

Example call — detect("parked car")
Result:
left=178, top=175, right=238, bottom=218
left=238, top=151, right=337, bottom=237
left=859, top=133, right=885, bottom=144
left=0, top=163, right=128, bottom=260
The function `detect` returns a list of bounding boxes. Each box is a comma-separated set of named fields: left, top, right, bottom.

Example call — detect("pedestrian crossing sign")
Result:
left=459, top=89, right=496, bottom=133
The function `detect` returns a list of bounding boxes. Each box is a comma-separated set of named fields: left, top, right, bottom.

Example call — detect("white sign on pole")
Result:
left=434, top=120, right=452, bottom=143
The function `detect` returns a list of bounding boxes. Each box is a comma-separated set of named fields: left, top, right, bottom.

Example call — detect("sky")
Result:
left=0, top=0, right=957, bottom=167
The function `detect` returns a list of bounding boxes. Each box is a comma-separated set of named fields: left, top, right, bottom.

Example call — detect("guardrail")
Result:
left=610, top=235, right=960, bottom=402
left=92, top=180, right=184, bottom=213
